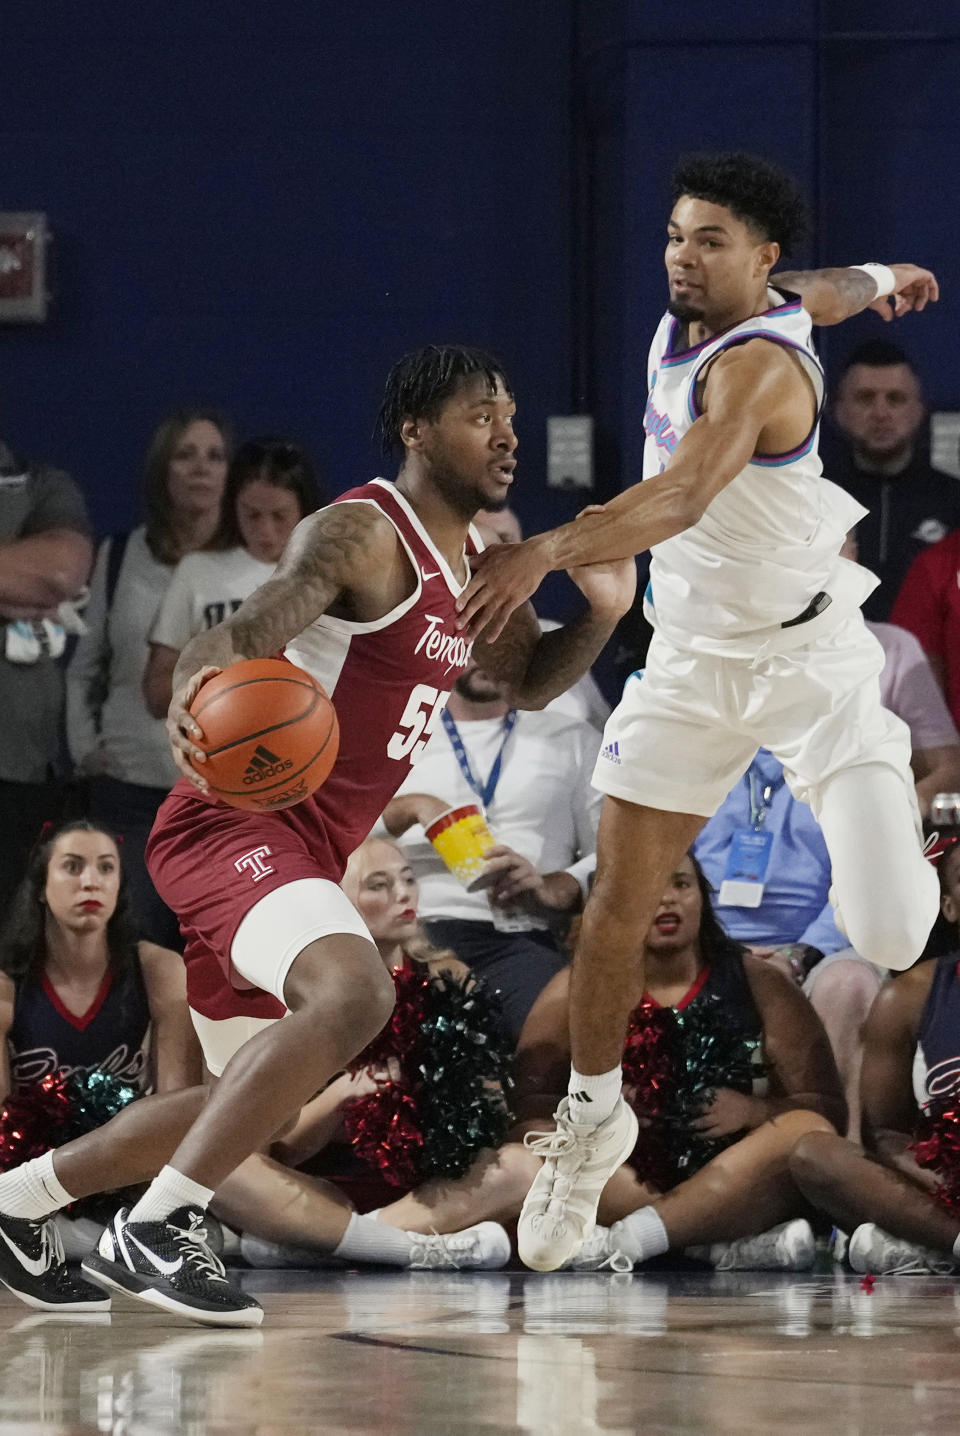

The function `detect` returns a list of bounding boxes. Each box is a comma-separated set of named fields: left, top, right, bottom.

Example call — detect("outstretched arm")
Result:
left=775, top=262, right=938, bottom=327
left=458, top=339, right=804, bottom=641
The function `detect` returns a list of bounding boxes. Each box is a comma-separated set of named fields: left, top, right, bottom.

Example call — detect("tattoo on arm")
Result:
left=775, top=267, right=877, bottom=324
left=176, top=503, right=390, bottom=680
left=475, top=603, right=618, bottom=710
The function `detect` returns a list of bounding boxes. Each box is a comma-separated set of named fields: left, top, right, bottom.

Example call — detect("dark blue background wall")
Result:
left=2, top=2, right=959, bottom=587
left=0, top=0, right=584, bottom=558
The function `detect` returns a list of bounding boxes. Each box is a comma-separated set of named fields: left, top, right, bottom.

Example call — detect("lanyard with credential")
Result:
left=747, top=770, right=777, bottom=830
left=440, top=707, right=518, bottom=814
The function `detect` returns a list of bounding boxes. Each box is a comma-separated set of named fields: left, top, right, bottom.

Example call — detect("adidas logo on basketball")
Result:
left=242, top=744, right=294, bottom=785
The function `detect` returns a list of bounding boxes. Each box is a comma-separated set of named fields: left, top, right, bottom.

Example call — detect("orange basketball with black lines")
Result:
left=188, top=659, right=339, bottom=812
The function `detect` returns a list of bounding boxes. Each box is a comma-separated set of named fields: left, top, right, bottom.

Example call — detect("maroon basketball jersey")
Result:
left=157, top=480, right=480, bottom=871
left=279, top=478, right=480, bottom=866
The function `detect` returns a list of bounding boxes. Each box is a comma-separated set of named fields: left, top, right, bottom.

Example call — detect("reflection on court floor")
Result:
left=2, top=1270, right=960, bottom=1433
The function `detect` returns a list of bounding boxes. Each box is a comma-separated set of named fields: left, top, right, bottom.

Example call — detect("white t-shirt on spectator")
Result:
left=151, top=548, right=275, bottom=651
left=387, top=707, right=602, bottom=928
left=66, top=527, right=178, bottom=789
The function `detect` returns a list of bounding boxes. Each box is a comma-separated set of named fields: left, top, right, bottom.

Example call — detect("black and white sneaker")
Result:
left=81, top=1207, right=263, bottom=1328
left=0, top=1210, right=110, bottom=1311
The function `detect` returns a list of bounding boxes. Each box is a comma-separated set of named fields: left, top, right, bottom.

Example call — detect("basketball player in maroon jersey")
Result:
left=0, top=346, right=635, bottom=1325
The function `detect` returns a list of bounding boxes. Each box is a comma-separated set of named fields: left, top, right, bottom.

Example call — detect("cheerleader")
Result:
left=788, top=835, right=960, bottom=1274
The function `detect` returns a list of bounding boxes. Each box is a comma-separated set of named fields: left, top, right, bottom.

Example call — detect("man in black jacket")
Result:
left=825, top=339, right=960, bottom=620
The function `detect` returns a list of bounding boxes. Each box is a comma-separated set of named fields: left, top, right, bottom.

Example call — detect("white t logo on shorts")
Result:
left=234, top=846, right=276, bottom=882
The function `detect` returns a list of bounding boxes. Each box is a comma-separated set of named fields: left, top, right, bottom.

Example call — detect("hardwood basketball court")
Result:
left=3, top=1267, right=959, bottom=1433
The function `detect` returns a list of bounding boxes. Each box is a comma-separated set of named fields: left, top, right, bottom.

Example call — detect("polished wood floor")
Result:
left=3, top=1266, right=960, bottom=1433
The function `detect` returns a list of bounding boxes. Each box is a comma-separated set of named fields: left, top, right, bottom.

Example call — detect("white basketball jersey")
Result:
left=642, top=287, right=875, bottom=656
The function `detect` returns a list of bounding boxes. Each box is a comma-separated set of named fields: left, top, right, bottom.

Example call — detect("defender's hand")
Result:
left=869, top=264, right=939, bottom=322
left=456, top=537, right=551, bottom=642
left=166, top=665, right=222, bottom=794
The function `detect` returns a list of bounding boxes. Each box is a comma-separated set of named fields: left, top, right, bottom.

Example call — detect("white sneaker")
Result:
left=407, top=1222, right=511, bottom=1271
left=847, top=1223, right=956, bottom=1275
left=518, top=1096, right=639, bottom=1272
left=563, top=1225, right=634, bottom=1273
left=706, top=1219, right=816, bottom=1272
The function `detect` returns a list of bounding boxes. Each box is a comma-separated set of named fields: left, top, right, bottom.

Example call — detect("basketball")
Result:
left=188, top=658, right=339, bottom=812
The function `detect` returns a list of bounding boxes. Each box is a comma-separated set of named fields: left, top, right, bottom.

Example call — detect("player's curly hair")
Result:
left=375, top=344, right=513, bottom=455
left=672, top=152, right=809, bottom=256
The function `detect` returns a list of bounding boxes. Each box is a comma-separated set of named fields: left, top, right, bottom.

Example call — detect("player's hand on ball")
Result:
left=166, top=665, right=222, bottom=793
left=869, top=264, right=939, bottom=322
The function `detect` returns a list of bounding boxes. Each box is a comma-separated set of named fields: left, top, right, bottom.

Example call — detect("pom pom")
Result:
left=911, top=1099, right=960, bottom=1215
left=0, top=1070, right=140, bottom=1172
left=622, top=992, right=762, bottom=1190
left=342, top=965, right=512, bottom=1187
left=0, top=1070, right=142, bottom=1217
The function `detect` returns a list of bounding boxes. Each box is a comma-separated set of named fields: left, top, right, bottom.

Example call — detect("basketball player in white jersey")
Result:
left=457, top=151, right=941, bottom=1272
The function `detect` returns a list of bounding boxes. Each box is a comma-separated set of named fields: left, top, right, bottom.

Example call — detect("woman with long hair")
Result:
left=0, top=820, right=200, bottom=1105
left=508, top=849, right=846, bottom=1271
left=66, top=410, right=230, bottom=948
left=142, top=437, right=322, bottom=718
left=367, top=850, right=847, bottom=1268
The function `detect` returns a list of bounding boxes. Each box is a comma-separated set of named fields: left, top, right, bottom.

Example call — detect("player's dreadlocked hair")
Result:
left=672, top=152, right=809, bottom=256
left=375, top=345, right=513, bottom=455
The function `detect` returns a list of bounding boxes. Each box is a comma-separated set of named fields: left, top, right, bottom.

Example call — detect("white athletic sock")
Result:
left=609, top=1206, right=669, bottom=1264
left=332, top=1212, right=415, bottom=1266
left=567, top=1065, right=622, bottom=1126
left=0, top=1151, right=75, bottom=1220
left=128, top=1165, right=215, bottom=1225
left=951, top=1230, right=960, bottom=1262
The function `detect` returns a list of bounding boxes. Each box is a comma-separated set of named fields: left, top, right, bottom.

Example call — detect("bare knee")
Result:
left=772, top=1109, right=836, bottom=1141
left=788, top=1128, right=850, bottom=1199
left=284, top=937, right=396, bottom=1045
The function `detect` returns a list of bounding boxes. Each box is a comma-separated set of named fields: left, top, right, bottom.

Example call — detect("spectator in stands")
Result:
left=0, top=819, right=200, bottom=1255
left=380, top=658, right=602, bottom=1045
left=789, top=835, right=960, bottom=1275
left=66, top=409, right=230, bottom=948
left=511, top=851, right=844, bottom=1273
left=143, top=437, right=321, bottom=718
left=0, top=429, right=92, bottom=912
left=828, top=340, right=960, bottom=620
left=890, top=526, right=960, bottom=737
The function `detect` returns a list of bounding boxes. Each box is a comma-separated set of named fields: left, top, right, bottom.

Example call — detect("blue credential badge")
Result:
left=717, top=828, right=774, bottom=909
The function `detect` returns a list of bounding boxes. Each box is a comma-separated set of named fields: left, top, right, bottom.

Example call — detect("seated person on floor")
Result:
left=0, top=837, right=518, bottom=1310
left=380, top=658, right=601, bottom=1046
left=507, top=850, right=846, bottom=1272
left=0, top=820, right=201, bottom=1253
left=787, top=833, right=960, bottom=1275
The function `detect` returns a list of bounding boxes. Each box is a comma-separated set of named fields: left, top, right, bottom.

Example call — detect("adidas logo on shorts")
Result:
left=600, top=740, right=621, bottom=765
